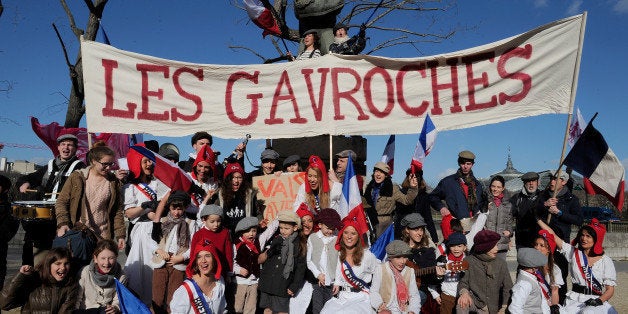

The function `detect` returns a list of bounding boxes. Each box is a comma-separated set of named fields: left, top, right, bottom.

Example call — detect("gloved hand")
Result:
left=151, top=222, right=162, bottom=242
left=584, top=298, right=603, bottom=307
left=550, top=304, right=560, bottom=314
left=359, top=23, right=366, bottom=37
left=141, top=200, right=159, bottom=211
left=266, top=239, right=282, bottom=257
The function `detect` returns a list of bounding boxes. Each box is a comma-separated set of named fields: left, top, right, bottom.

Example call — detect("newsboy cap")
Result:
left=335, top=150, right=356, bottom=161
left=517, top=247, right=548, bottom=268
left=520, top=172, right=539, bottom=181
left=386, top=240, right=412, bottom=258
left=278, top=211, right=301, bottom=229
left=260, top=148, right=280, bottom=161
left=199, top=204, right=223, bottom=218
left=283, top=155, right=301, bottom=167
left=458, top=150, right=475, bottom=160
left=56, top=133, right=78, bottom=144
left=401, top=213, right=426, bottom=229
left=303, top=29, right=318, bottom=37
left=235, top=217, right=259, bottom=234
left=373, top=162, right=390, bottom=175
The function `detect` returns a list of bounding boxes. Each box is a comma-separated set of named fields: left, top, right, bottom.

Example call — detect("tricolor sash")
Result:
left=182, top=279, right=212, bottom=314
left=341, top=260, right=370, bottom=293
left=574, top=249, right=603, bottom=296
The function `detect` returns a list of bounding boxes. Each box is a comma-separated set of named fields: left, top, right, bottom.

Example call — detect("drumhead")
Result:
left=12, top=200, right=56, bottom=206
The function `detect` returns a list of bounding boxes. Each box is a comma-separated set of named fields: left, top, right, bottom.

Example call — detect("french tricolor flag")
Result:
left=411, top=114, right=437, bottom=173
left=339, top=157, right=369, bottom=237
left=563, top=122, right=625, bottom=211
left=380, top=135, right=395, bottom=175
left=243, top=0, right=281, bottom=38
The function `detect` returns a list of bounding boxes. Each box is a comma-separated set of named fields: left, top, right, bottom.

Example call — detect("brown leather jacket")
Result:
left=0, top=272, right=78, bottom=313
left=55, top=167, right=125, bottom=240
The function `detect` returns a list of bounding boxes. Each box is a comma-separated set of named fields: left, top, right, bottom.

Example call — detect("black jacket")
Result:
left=258, top=234, right=306, bottom=298
left=510, top=189, right=541, bottom=248
left=537, top=188, right=583, bottom=242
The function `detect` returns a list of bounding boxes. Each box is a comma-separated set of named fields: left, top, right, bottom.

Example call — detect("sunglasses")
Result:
left=95, top=160, right=116, bottom=168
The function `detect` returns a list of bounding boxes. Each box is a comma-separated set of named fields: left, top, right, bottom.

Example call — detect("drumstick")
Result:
left=24, top=189, right=58, bottom=196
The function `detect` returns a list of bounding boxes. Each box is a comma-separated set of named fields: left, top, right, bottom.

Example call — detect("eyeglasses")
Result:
left=95, top=160, right=116, bottom=168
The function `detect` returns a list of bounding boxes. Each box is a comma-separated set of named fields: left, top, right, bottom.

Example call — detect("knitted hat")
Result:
left=373, top=162, right=390, bottom=175
left=317, top=208, right=342, bottom=230
left=235, top=217, right=259, bottom=234
left=538, top=230, right=556, bottom=252
left=401, top=213, right=426, bottom=229
left=306, top=155, right=330, bottom=193
left=517, top=247, right=547, bottom=268
left=386, top=240, right=412, bottom=258
left=472, top=230, right=501, bottom=254
left=278, top=211, right=301, bottom=229
left=186, top=239, right=222, bottom=280
left=199, top=204, right=223, bottom=218
left=223, top=162, right=244, bottom=180
left=446, top=232, right=467, bottom=246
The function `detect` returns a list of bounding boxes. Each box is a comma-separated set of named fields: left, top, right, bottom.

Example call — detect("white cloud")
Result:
left=613, top=0, right=628, bottom=13
left=566, top=0, right=583, bottom=15
left=534, top=0, right=549, bottom=8
left=437, top=167, right=457, bottom=180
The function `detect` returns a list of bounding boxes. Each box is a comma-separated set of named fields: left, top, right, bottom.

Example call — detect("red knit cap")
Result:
left=305, top=155, right=329, bottom=193
left=186, top=238, right=222, bottom=280
left=223, top=162, right=244, bottom=180
left=335, top=221, right=365, bottom=251
left=538, top=230, right=557, bottom=253
left=586, top=218, right=606, bottom=255
left=192, top=145, right=216, bottom=179
left=127, top=144, right=148, bottom=180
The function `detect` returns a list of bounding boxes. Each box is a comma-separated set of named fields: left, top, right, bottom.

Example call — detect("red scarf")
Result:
left=447, top=252, right=464, bottom=262
left=237, top=236, right=259, bottom=254
left=389, top=263, right=409, bottom=312
left=493, top=193, right=504, bottom=207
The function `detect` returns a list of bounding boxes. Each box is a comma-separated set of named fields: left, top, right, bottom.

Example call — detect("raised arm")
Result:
left=536, top=219, right=564, bottom=249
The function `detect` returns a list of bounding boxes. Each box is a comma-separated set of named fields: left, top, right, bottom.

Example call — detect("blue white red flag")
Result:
left=567, top=107, right=586, bottom=147
left=339, top=157, right=369, bottom=236
left=380, top=135, right=395, bottom=175
left=115, top=278, right=151, bottom=314
left=370, top=223, right=395, bottom=261
left=563, top=122, right=625, bottom=211
left=243, top=0, right=281, bottom=38
left=411, top=114, right=437, bottom=174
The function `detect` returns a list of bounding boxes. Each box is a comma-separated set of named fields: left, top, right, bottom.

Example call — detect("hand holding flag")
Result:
left=411, top=114, right=437, bottom=174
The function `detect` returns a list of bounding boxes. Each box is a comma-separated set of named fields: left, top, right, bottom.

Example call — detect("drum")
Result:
left=12, top=200, right=56, bottom=220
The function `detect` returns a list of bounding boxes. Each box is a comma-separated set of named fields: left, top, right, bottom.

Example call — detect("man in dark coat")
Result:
left=429, top=151, right=486, bottom=236
left=510, top=171, right=542, bottom=249
left=537, top=172, right=583, bottom=243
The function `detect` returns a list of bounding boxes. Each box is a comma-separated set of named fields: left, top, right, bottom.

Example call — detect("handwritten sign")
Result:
left=254, top=172, right=306, bottom=220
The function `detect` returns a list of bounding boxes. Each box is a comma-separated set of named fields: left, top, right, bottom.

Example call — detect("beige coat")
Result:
left=77, top=264, right=128, bottom=311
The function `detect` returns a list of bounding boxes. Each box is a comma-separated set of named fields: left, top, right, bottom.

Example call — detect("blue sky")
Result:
left=1, top=0, right=627, bottom=187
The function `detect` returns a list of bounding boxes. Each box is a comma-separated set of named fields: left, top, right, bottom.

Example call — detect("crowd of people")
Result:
left=0, top=129, right=619, bottom=314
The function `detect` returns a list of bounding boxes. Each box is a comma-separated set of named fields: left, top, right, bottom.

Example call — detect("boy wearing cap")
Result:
left=508, top=248, right=552, bottom=314
left=247, top=148, right=281, bottom=180
left=232, top=216, right=279, bottom=314
left=433, top=232, right=467, bottom=314
left=371, top=240, right=422, bottom=314
left=258, top=211, right=307, bottom=314
left=306, top=208, right=342, bottom=314
left=457, top=229, right=512, bottom=314
left=190, top=204, right=234, bottom=281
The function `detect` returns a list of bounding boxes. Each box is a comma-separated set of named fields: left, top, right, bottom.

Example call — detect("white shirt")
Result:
left=508, top=270, right=551, bottom=314
left=170, top=278, right=226, bottom=314
left=292, top=181, right=343, bottom=216
left=306, top=230, right=337, bottom=286
left=122, top=178, right=170, bottom=223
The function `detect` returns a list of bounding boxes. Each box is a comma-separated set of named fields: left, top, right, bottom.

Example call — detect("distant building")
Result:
left=11, top=160, right=39, bottom=174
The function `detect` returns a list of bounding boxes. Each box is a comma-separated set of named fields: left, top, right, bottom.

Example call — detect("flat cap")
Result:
left=520, top=172, right=539, bottom=181
left=260, top=148, right=280, bottom=161
left=167, top=190, right=191, bottom=206
left=303, top=29, right=318, bottom=36
left=278, top=210, right=301, bottom=229
left=333, top=23, right=347, bottom=34
left=401, top=213, right=426, bottom=229
left=317, top=208, right=342, bottom=230
left=199, top=204, right=223, bottom=218
left=335, top=149, right=356, bottom=161
left=235, top=217, right=259, bottom=234
left=458, top=150, right=475, bottom=160
left=56, top=133, right=78, bottom=143
left=386, top=240, right=412, bottom=258
left=283, top=155, right=301, bottom=167
left=517, top=247, right=547, bottom=268
left=373, top=162, right=390, bottom=175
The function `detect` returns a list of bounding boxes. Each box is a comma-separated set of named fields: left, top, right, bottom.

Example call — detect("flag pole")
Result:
left=548, top=12, right=587, bottom=222
left=329, top=134, right=333, bottom=171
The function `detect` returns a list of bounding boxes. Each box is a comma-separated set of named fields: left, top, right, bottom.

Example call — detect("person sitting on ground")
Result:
left=329, top=23, right=366, bottom=55
left=508, top=248, right=554, bottom=314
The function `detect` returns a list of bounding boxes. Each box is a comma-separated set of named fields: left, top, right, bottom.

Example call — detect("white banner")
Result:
left=82, top=14, right=585, bottom=138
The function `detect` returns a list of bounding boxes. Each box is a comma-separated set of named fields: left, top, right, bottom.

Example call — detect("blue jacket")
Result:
left=428, top=173, right=486, bottom=219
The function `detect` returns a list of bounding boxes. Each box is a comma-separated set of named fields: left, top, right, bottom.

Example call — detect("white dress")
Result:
left=321, top=250, right=380, bottom=314
left=560, top=243, right=617, bottom=314
left=170, top=278, right=226, bottom=314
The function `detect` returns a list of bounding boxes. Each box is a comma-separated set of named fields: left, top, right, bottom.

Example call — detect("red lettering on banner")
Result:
left=431, top=58, right=461, bottom=114
left=463, top=52, right=497, bottom=111
left=101, top=59, right=137, bottom=118
left=396, top=64, right=429, bottom=116
left=302, top=68, right=330, bottom=121
left=256, top=178, right=275, bottom=198
left=172, top=67, right=203, bottom=122
left=498, top=44, right=532, bottom=104
left=272, top=180, right=288, bottom=198
left=265, top=71, right=307, bottom=125
left=331, top=68, right=369, bottom=120
left=363, top=67, right=394, bottom=118
left=136, top=64, right=169, bottom=121
left=225, top=71, right=261, bottom=125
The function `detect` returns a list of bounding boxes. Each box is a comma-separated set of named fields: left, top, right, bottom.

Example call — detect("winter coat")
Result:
left=484, top=193, right=514, bottom=252
left=457, top=254, right=512, bottom=313
left=363, top=177, right=418, bottom=217
left=0, top=272, right=78, bottom=313
left=510, top=189, right=542, bottom=248
left=258, top=235, right=306, bottom=298
left=429, top=173, right=486, bottom=219
left=55, top=167, right=126, bottom=240
left=77, top=263, right=127, bottom=311
left=537, top=188, right=583, bottom=242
